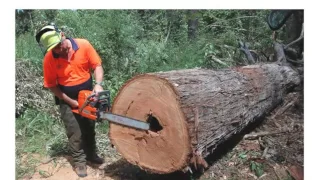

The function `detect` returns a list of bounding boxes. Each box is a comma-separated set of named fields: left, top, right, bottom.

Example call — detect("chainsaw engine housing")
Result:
left=75, top=90, right=111, bottom=121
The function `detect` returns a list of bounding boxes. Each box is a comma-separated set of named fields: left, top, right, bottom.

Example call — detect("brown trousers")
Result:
left=59, top=100, right=97, bottom=166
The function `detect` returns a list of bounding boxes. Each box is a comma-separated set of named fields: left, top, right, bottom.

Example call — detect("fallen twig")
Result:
left=244, top=130, right=289, bottom=140
left=262, top=146, right=269, bottom=158
left=211, top=56, right=228, bottom=66
left=271, top=96, right=299, bottom=119
left=258, top=173, right=268, bottom=179
left=258, top=137, right=267, bottom=150
left=273, top=167, right=281, bottom=180
left=43, top=157, right=55, bottom=164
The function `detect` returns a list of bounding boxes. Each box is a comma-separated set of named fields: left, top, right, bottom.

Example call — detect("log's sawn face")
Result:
left=109, top=75, right=191, bottom=174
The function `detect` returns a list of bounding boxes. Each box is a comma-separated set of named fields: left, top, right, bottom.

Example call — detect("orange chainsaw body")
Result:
left=71, top=90, right=108, bottom=121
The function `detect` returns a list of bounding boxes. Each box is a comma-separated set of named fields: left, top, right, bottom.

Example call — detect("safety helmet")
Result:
left=35, top=23, right=62, bottom=54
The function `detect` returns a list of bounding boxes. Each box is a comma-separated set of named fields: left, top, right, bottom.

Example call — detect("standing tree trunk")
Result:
left=109, top=63, right=301, bottom=174
left=187, top=10, right=198, bottom=40
left=284, top=10, right=304, bottom=55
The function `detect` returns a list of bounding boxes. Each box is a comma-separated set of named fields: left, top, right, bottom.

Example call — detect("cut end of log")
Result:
left=109, top=74, right=191, bottom=174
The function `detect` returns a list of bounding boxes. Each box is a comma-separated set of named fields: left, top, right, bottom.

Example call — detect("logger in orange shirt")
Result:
left=36, top=24, right=105, bottom=177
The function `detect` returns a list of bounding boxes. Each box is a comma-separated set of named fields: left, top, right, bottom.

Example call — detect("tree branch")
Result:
left=273, top=42, right=286, bottom=64
left=164, top=23, right=171, bottom=44
left=244, top=130, right=289, bottom=140
left=211, top=56, right=228, bottom=66
left=284, top=23, right=304, bottom=49
left=239, top=41, right=255, bottom=64
left=286, top=57, right=304, bottom=65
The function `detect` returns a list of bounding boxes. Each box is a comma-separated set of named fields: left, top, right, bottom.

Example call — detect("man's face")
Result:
left=52, top=37, right=69, bottom=56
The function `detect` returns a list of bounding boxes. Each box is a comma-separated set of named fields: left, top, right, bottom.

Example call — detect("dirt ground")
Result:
left=20, top=91, right=303, bottom=180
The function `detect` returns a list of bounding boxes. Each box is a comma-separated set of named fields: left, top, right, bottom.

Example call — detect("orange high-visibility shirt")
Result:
left=43, top=38, right=102, bottom=87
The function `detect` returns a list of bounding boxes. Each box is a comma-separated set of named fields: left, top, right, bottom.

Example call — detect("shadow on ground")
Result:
left=103, top=158, right=192, bottom=180
left=102, top=117, right=268, bottom=180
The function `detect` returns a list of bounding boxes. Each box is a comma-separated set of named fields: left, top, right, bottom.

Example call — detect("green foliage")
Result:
left=250, top=161, right=265, bottom=177
left=16, top=10, right=276, bottom=93
left=15, top=108, right=66, bottom=178
left=15, top=109, right=65, bottom=153
left=15, top=154, right=37, bottom=179
left=39, top=170, right=51, bottom=178
left=15, top=33, right=44, bottom=69
left=238, top=151, right=248, bottom=160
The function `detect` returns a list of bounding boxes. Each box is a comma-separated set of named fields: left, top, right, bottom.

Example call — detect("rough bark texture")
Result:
left=109, top=63, right=301, bottom=174
left=187, top=10, right=198, bottom=40
left=284, top=10, right=304, bottom=55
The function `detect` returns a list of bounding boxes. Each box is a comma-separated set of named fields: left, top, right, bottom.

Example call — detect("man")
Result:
left=35, top=24, right=105, bottom=177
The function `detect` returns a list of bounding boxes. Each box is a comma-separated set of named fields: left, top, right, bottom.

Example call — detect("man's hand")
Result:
left=93, top=84, right=104, bottom=94
left=69, top=99, right=79, bottom=108
left=49, top=86, right=79, bottom=108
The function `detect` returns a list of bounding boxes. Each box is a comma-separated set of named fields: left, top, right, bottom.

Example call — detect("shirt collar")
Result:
left=52, top=37, right=79, bottom=58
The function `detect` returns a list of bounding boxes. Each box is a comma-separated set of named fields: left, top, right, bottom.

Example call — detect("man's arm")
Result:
left=48, top=86, right=78, bottom=108
left=85, top=39, right=104, bottom=93
left=93, top=65, right=104, bottom=93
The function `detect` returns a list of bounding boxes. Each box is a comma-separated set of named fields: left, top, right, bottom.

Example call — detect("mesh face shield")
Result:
left=35, top=24, right=62, bottom=55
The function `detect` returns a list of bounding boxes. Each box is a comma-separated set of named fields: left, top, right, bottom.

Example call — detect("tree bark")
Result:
left=187, top=10, right=198, bottom=40
left=284, top=10, right=304, bottom=55
left=109, top=63, right=301, bottom=174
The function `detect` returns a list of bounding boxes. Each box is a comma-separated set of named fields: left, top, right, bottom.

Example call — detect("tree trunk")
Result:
left=109, top=63, right=301, bottom=174
left=187, top=10, right=198, bottom=40
left=284, top=10, right=304, bottom=55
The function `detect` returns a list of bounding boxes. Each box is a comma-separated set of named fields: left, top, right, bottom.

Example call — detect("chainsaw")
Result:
left=71, top=90, right=150, bottom=131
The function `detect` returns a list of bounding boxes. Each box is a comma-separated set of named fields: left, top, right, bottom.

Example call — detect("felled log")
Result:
left=108, top=63, right=301, bottom=174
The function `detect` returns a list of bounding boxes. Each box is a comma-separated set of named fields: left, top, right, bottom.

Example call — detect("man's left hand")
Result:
left=93, top=84, right=104, bottom=94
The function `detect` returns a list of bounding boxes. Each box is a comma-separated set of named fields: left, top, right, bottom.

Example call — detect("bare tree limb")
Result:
left=286, top=58, right=304, bottom=65
left=284, top=23, right=304, bottom=49
left=164, top=23, right=171, bottom=44
left=239, top=41, right=255, bottom=64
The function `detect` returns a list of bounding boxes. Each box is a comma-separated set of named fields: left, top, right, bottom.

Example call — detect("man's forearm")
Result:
left=94, top=65, right=104, bottom=83
left=48, top=86, right=75, bottom=105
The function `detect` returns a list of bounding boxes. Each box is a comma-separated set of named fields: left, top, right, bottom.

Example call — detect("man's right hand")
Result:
left=69, top=99, right=79, bottom=108
left=49, top=87, right=79, bottom=108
